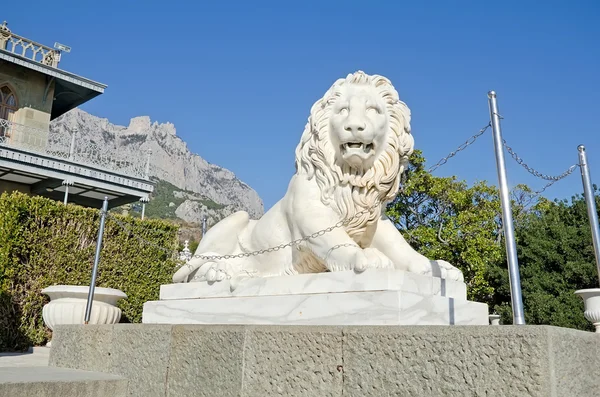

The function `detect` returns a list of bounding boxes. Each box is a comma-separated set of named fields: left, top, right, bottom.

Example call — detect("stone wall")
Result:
left=49, top=324, right=599, bottom=397
left=0, top=59, right=54, bottom=135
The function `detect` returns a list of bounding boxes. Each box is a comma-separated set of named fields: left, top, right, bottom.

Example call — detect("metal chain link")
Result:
left=530, top=164, right=579, bottom=195
left=427, top=122, right=491, bottom=173
left=106, top=213, right=180, bottom=256
left=532, top=180, right=559, bottom=196
left=102, top=123, right=493, bottom=261
left=190, top=203, right=381, bottom=261
left=104, top=202, right=381, bottom=262
left=503, top=139, right=578, bottom=182
left=102, top=122, right=552, bottom=262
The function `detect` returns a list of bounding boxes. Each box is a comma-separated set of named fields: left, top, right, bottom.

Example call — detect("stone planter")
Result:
left=489, top=314, right=501, bottom=325
left=575, top=288, right=600, bottom=333
left=41, top=285, right=127, bottom=345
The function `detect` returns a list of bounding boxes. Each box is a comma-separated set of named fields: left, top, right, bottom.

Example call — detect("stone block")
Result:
left=341, top=325, right=600, bottom=397
left=166, top=325, right=245, bottom=397
left=242, top=326, right=343, bottom=397
left=49, top=324, right=114, bottom=372
left=159, top=269, right=467, bottom=300
left=143, top=291, right=488, bottom=326
left=547, top=326, right=599, bottom=396
left=145, top=270, right=486, bottom=327
left=48, top=324, right=600, bottom=397
left=109, top=324, right=172, bottom=397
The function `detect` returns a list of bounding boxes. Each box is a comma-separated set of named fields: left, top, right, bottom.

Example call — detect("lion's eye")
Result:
left=338, top=107, right=349, bottom=116
left=367, top=107, right=380, bottom=115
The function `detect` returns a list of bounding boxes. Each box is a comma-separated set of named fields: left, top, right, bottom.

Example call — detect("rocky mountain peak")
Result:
left=127, top=116, right=177, bottom=137
left=127, top=116, right=152, bottom=133
left=49, top=109, right=264, bottom=222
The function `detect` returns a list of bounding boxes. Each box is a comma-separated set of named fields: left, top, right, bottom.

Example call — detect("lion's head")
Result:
left=294, top=71, right=414, bottom=243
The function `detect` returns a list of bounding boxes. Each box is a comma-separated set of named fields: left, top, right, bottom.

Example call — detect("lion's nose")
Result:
left=344, top=118, right=366, bottom=134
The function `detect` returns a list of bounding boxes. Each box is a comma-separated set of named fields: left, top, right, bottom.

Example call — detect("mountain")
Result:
left=49, top=109, right=264, bottom=224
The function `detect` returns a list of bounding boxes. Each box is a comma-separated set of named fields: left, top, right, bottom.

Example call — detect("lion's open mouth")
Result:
left=342, top=142, right=374, bottom=153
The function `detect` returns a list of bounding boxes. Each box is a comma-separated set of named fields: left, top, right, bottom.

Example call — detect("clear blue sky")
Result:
left=6, top=0, right=600, bottom=210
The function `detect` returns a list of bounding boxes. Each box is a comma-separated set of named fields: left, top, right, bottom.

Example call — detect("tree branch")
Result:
left=437, top=219, right=449, bottom=245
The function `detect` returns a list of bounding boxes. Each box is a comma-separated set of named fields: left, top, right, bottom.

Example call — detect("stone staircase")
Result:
left=0, top=367, right=127, bottom=397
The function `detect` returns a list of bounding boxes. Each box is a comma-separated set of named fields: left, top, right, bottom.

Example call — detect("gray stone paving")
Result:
left=0, top=346, right=49, bottom=367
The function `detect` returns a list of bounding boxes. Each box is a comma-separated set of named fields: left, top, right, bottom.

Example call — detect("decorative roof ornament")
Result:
left=0, top=21, right=10, bottom=35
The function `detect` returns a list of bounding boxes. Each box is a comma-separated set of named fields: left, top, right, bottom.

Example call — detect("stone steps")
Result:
left=0, top=366, right=127, bottom=397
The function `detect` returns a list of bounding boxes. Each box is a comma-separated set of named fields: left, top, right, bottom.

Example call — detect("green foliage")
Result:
left=487, top=191, right=600, bottom=330
left=388, top=151, right=600, bottom=331
left=138, top=178, right=224, bottom=220
left=386, top=151, right=503, bottom=304
left=0, top=191, right=180, bottom=351
left=143, top=179, right=186, bottom=219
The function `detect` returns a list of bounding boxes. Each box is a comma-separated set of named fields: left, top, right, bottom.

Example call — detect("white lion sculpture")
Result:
left=173, top=71, right=463, bottom=284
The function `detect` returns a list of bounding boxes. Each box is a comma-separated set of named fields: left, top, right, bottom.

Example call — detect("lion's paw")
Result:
left=354, top=248, right=395, bottom=273
left=192, top=260, right=238, bottom=283
left=364, top=247, right=395, bottom=269
left=432, top=260, right=464, bottom=282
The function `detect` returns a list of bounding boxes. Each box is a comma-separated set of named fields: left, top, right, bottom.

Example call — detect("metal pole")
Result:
left=141, top=149, right=152, bottom=221
left=69, top=128, right=77, bottom=161
left=63, top=183, right=69, bottom=205
left=63, top=128, right=76, bottom=205
left=488, top=91, right=526, bottom=325
left=202, top=216, right=207, bottom=238
left=145, top=148, right=152, bottom=180
left=139, top=196, right=149, bottom=220
left=84, top=197, right=109, bottom=324
left=578, top=145, right=600, bottom=281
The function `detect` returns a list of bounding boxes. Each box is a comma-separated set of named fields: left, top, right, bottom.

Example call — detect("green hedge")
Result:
left=0, top=191, right=180, bottom=351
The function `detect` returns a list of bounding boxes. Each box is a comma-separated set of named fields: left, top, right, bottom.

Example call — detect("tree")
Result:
left=487, top=190, right=600, bottom=330
left=388, top=151, right=600, bottom=331
left=386, top=150, right=503, bottom=304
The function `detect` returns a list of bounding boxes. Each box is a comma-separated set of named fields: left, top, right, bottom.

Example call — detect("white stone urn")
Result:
left=41, top=285, right=127, bottom=344
left=575, top=288, right=600, bottom=333
left=488, top=314, right=501, bottom=326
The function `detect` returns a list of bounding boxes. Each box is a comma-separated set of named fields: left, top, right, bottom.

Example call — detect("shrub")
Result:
left=0, top=191, right=180, bottom=351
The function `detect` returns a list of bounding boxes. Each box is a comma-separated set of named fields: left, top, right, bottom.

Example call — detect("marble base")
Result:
left=159, top=268, right=467, bottom=300
left=142, top=269, right=488, bottom=326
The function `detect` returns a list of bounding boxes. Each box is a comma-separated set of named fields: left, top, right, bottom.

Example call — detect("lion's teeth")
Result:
left=342, top=142, right=374, bottom=153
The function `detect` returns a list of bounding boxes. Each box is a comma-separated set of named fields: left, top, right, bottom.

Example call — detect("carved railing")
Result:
left=0, top=118, right=148, bottom=179
left=0, top=27, right=61, bottom=67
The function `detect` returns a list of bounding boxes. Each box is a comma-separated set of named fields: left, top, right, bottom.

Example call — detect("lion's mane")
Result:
left=294, top=71, right=414, bottom=245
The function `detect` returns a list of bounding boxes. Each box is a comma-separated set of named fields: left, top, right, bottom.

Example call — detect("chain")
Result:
left=106, top=213, right=180, bottom=256
left=502, top=139, right=577, bottom=182
left=191, top=203, right=380, bottom=261
left=428, top=122, right=492, bottom=173
left=105, top=202, right=381, bottom=262
left=530, top=164, right=579, bottom=195
left=103, top=121, right=543, bottom=262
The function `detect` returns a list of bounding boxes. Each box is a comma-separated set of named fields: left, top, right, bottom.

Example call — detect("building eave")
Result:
left=0, top=48, right=107, bottom=120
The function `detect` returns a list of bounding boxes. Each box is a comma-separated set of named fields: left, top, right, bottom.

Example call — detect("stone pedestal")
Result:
left=142, top=269, right=488, bottom=325
left=49, top=324, right=600, bottom=397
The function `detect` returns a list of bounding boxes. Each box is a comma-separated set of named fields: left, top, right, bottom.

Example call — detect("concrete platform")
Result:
left=0, top=366, right=127, bottom=397
left=49, top=323, right=600, bottom=397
